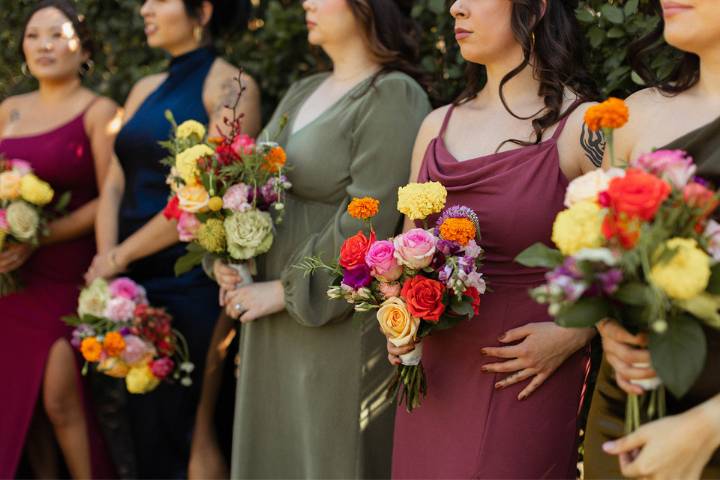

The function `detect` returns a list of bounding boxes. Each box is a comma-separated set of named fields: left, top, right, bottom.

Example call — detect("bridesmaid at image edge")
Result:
left=85, top=0, right=259, bottom=477
left=0, top=1, right=117, bottom=478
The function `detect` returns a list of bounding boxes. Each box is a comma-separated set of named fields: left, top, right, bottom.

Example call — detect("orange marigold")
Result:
left=207, top=136, right=224, bottom=145
left=584, top=97, right=629, bottom=132
left=439, top=217, right=476, bottom=246
left=262, top=146, right=287, bottom=173
left=103, top=331, right=127, bottom=357
left=348, top=197, right=380, bottom=220
left=81, top=337, right=103, bottom=362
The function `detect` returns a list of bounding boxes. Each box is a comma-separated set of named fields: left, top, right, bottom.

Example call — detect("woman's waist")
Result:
left=23, top=236, right=95, bottom=281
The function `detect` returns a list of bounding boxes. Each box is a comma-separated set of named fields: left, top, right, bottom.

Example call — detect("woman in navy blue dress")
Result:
left=85, top=0, right=259, bottom=477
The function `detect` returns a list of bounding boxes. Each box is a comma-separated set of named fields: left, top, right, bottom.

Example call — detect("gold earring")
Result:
left=21, top=62, right=30, bottom=76
left=530, top=32, right=536, bottom=50
left=193, top=25, right=203, bottom=43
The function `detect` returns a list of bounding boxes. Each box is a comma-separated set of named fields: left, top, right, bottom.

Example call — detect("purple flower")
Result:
left=436, top=239, right=461, bottom=256
left=342, top=264, right=372, bottom=290
left=598, top=268, right=623, bottom=295
left=438, top=264, right=453, bottom=284
left=434, top=205, right=480, bottom=238
left=71, top=325, right=96, bottom=348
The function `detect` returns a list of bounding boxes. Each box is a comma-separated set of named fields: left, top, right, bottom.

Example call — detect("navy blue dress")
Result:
left=115, top=47, right=221, bottom=478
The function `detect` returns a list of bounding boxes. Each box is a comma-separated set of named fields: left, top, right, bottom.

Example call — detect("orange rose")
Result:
left=605, top=169, right=671, bottom=221
left=602, top=212, right=641, bottom=249
left=401, top=275, right=446, bottom=322
left=339, top=230, right=376, bottom=270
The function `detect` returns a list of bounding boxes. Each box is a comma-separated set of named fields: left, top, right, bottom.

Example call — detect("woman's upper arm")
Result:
left=205, top=63, right=262, bottom=138
left=85, top=97, right=120, bottom=191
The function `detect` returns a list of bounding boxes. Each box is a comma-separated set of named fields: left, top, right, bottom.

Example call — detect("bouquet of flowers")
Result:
left=516, top=98, right=720, bottom=432
left=299, top=182, right=486, bottom=411
left=161, top=78, right=290, bottom=282
left=63, top=277, right=193, bottom=394
left=0, top=157, right=69, bottom=296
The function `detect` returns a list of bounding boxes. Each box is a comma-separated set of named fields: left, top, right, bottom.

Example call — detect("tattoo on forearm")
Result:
left=9, top=109, right=19, bottom=123
left=580, top=123, right=606, bottom=167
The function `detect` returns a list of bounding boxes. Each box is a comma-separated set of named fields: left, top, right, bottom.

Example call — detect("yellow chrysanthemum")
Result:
left=176, top=120, right=206, bottom=140
left=551, top=200, right=605, bottom=255
left=397, top=182, right=447, bottom=221
left=650, top=238, right=711, bottom=300
left=197, top=218, right=226, bottom=253
left=126, top=364, right=161, bottom=394
left=175, top=144, right=214, bottom=185
left=20, top=174, right=54, bottom=206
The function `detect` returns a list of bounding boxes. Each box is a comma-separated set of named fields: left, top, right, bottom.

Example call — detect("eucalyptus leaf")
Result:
left=555, top=297, right=611, bottom=328
left=515, top=243, right=563, bottom=269
left=174, top=248, right=205, bottom=276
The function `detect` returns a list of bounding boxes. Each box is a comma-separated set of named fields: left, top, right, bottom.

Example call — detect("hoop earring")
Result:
left=530, top=32, right=536, bottom=51
left=193, top=25, right=203, bottom=44
left=79, top=59, right=95, bottom=77
left=21, top=62, right=30, bottom=77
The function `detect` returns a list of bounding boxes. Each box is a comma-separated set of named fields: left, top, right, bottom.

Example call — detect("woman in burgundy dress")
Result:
left=0, top=1, right=117, bottom=477
left=388, top=1, right=602, bottom=477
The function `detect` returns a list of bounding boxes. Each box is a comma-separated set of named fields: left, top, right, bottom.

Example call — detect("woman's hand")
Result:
left=213, top=259, right=243, bottom=306
left=224, top=280, right=285, bottom=323
left=597, top=319, right=656, bottom=395
left=481, top=322, right=594, bottom=400
left=386, top=339, right=418, bottom=366
left=603, top=397, right=720, bottom=479
left=84, top=248, right=127, bottom=283
left=0, top=243, right=33, bottom=273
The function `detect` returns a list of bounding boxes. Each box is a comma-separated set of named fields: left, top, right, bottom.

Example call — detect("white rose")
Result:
left=6, top=201, right=40, bottom=241
left=564, top=168, right=624, bottom=207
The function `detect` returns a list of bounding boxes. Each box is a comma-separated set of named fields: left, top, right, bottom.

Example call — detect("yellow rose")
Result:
left=177, top=184, right=210, bottom=213
left=20, top=174, right=54, bottom=206
left=650, top=238, right=711, bottom=300
left=176, top=120, right=206, bottom=140
left=377, top=297, right=420, bottom=347
left=0, top=171, right=22, bottom=200
left=551, top=200, right=605, bottom=255
left=97, top=357, right=130, bottom=378
left=175, top=144, right=214, bottom=185
left=125, top=364, right=161, bottom=394
left=397, top=182, right=447, bottom=221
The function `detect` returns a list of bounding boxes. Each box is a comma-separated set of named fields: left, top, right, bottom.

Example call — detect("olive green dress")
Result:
left=584, top=114, right=720, bottom=479
left=230, top=72, right=431, bottom=479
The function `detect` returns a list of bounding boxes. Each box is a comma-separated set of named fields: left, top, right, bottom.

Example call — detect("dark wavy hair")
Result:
left=20, top=0, right=94, bottom=61
left=628, top=0, right=699, bottom=95
left=183, top=0, right=251, bottom=39
left=345, top=0, right=429, bottom=92
left=456, top=0, right=599, bottom=147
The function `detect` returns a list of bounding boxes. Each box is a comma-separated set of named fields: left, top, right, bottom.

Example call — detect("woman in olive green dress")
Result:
left=584, top=1, right=720, bottom=478
left=213, top=0, right=431, bottom=477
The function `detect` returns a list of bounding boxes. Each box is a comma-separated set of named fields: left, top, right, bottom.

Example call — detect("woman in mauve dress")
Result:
left=387, top=0, right=604, bottom=477
left=585, top=1, right=720, bottom=477
left=0, top=1, right=117, bottom=478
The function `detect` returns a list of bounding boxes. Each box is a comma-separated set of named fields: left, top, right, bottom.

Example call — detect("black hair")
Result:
left=182, top=0, right=251, bottom=39
left=20, top=0, right=94, bottom=60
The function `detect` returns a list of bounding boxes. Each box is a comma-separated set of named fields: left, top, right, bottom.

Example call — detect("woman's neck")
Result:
left=37, top=76, right=82, bottom=104
left=323, top=37, right=380, bottom=84
left=474, top=47, right=545, bottom=114
left=697, top=44, right=720, bottom=99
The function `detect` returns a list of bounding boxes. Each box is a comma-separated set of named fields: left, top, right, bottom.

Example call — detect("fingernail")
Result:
left=481, top=367, right=489, bottom=373
left=480, top=348, right=488, bottom=356
left=602, top=441, right=616, bottom=453
left=494, top=382, right=502, bottom=390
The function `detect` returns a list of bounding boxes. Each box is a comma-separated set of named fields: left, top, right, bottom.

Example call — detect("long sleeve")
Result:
left=280, top=75, right=431, bottom=327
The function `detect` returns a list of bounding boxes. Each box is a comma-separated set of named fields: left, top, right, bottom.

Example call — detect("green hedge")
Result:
left=2, top=0, right=676, bottom=120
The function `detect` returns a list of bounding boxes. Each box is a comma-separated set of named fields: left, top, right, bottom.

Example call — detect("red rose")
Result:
left=684, top=182, right=719, bottom=218
left=162, top=196, right=181, bottom=220
left=465, top=287, right=481, bottom=316
left=339, top=230, right=376, bottom=270
left=401, top=275, right=446, bottom=322
left=602, top=213, right=641, bottom=249
left=606, top=168, right=671, bottom=220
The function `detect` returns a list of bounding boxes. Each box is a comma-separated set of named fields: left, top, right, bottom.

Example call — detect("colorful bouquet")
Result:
left=63, top=277, right=193, bottom=394
left=516, top=98, right=720, bottom=432
left=299, top=182, right=486, bottom=411
left=0, top=157, right=68, bottom=296
left=161, top=78, right=290, bottom=282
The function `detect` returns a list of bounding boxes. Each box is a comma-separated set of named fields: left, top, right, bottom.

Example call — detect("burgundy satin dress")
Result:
left=392, top=105, right=590, bottom=478
left=0, top=104, right=113, bottom=478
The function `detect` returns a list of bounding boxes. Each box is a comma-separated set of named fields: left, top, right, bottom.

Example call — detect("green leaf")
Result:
left=450, top=301, right=475, bottom=319
left=576, top=8, right=595, bottom=23
left=650, top=314, right=707, bottom=398
left=601, top=4, right=625, bottom=24
left=614, top=282, right=653, bottom=306
left=707, top=263, right=720, bottom=294
left=624, top=0, right=639, bottom=16
left=607, top=27, right=625, bottom=39
left=54, top=191, right=72, bottom=212
left=555, top=297, right=611, bottom=328
left=174, top=248, right=205, bottom=276
left=515, top=243, right=563, bottom=268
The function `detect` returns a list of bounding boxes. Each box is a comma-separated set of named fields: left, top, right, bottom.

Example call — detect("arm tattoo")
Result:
left=213, top=76, right=242, bottom=120
left=9, top=109, right=20, bottom=123
left=580, top=123, right=606, bottom=167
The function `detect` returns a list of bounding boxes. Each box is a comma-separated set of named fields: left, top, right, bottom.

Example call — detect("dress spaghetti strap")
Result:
left=550, top=99, right=585, bottom=141
left=437, top=104, right=456, bottom=140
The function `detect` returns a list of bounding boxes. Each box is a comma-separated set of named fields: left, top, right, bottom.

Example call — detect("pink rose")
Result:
left=10, top=159, right=32, bottom=175
left=393, top=228, right=437, bottom=270
left=103, top=297, right=136, bottom=322
left=109, top=277, right=140, bottom=301
left=121, top=335, right=155, bottom=366
left=222, top=184, right=252, bottom=212
left=378, top=281, right=402, bottom=300
left=365, top=240, right=403, bottom=282
left=177, top=212, right=201, bottom=241
left=705, top=220, right=720, bottom=261
left=0, top=209, right=8, bottom=232
left=632, top=150, right=696, bottom=189
left=150, top=357, right=175, bottom=380
left=231, top=134, right=256, bottom=156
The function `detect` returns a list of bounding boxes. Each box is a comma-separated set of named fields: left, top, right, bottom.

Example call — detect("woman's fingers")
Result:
left=602, top=337, right=652, bottom=365
left=598, top=319, right=648, bottom=347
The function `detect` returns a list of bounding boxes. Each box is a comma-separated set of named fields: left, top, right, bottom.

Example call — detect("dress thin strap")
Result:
left=550, top=99, right=585, bottom=141
left=437, top=104, right=456, bottom=140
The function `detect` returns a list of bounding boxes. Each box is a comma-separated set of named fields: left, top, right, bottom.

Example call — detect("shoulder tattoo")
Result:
left=9, top=109, right=20, bottom=123
left=580, top=123, right=606, bottom=167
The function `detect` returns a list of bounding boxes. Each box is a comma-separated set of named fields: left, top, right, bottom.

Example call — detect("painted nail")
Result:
left=494, top=382, right=503, bottom=389
left=602, top=441, right=616, bottom=452
left=480, top=348, right=488, bottom=355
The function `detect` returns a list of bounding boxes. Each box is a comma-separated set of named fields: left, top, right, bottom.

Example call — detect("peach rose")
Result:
left=177, top=184, right=210, bottom=213
left=0, top=171, right=22, bottom=200
left=377, top=297, right=419, bottom=348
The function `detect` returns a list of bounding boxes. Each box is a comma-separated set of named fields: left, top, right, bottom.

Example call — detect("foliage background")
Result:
left=1, top=0, right=678, bottom=119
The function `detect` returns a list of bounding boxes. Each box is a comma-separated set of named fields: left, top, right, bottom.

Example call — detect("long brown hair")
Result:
left=345, top=0, right=429, bottom=92
left=456, top=0, right=599, bottom=147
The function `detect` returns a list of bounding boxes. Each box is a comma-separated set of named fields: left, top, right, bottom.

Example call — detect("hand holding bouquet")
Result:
left=299, top=182, right=486, bottom=411
left=516, top=98, right=720, bottom=432
left=64, top=277, right=193, bottom=393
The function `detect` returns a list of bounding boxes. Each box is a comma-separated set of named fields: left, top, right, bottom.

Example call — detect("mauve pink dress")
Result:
left=392, top=105, right=590, bottom=479
left=0, top=105, right=113, bottom=478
